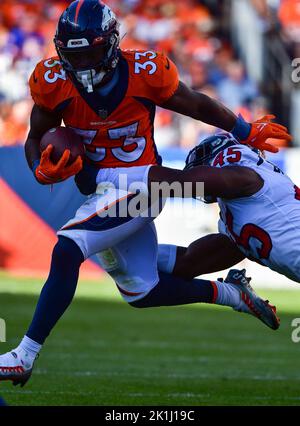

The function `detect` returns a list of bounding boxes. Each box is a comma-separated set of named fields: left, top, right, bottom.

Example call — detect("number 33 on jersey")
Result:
left=29, top=50, right=179, bottom=168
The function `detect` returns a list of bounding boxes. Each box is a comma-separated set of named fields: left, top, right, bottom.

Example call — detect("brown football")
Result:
left=40, top=126, right=85, bottom=165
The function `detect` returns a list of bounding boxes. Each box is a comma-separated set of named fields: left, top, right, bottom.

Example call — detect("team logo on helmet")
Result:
left=185, top=133, right=238, bottom=169
left=101, top=5, right=115, bottom=31
left=54, top=0, right=120, bottom=93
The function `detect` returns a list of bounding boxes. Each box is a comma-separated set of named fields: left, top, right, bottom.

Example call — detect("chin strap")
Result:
left=76, top=68, right=108, bottom=93
left=81, top=72, right=94, bottom=93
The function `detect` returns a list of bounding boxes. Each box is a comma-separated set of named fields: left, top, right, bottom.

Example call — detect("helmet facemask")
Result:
left=185, top=133, right=239, bottom=204
left=54, top=5, right=120, bottom=93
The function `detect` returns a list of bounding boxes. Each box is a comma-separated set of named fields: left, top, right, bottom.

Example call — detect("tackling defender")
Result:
left=0, top=0, right=288, bottom=386
left=158, top=133, right=300, bottom=286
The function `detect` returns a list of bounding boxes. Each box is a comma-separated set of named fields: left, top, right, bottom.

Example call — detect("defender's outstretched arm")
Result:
left=148, top=163, right=263, bottom=200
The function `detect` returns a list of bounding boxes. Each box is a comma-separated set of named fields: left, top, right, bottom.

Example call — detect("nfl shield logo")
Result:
left=98, top=109, right=108, bottom=119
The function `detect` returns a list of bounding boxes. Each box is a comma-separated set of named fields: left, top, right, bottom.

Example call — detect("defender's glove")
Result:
left=232, top=114, right=292, bottom=153
left=33, top=145, right=83, bottom=185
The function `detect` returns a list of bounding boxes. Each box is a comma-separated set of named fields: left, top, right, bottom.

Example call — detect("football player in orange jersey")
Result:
left=0, top=0, right=289, bottom=386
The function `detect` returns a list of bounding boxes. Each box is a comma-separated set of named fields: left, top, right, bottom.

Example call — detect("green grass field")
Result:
left=1, top=272, right=300, bottom=406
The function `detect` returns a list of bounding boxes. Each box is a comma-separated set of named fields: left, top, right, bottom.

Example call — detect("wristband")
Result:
left=231, top=114, right=251, bottom=141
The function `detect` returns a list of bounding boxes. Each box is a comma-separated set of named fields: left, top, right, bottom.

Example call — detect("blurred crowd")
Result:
left=0, top=0, right=293, bottom=149
left=252, top=0, right=300, bottom=57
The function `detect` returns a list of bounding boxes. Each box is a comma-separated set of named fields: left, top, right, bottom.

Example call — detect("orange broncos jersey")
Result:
left=29, top=49, right=179, bottom=168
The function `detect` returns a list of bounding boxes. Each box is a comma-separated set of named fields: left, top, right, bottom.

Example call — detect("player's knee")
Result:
left=52, top=236, right=84, bottom=266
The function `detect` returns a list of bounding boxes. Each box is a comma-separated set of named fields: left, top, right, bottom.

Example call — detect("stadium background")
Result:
left=1, top=0, right=300, bottom=286
left=1, top=0, right=300, bottom=407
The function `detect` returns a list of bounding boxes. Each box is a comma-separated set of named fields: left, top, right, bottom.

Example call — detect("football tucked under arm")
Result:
left=25, top=104, right=83, bottom=185
left=35, top=145, right=83, bottom=185
left=25, top=104, right=62, bottom=171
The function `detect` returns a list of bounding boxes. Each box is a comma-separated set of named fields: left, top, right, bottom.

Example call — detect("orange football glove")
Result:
left=35, top=145, right=83, bottom=185
left=242, top=115, right=292, bottom=153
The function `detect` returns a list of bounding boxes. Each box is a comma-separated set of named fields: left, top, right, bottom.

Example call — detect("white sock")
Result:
left=157, top=244, right=178, bottom=274
left=214, top=280, right=242, bottom=309
left=17, top=335, right=42, bottom=360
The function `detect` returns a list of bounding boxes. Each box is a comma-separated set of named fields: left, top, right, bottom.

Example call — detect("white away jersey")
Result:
left=215, top=144, right=300, bottom=282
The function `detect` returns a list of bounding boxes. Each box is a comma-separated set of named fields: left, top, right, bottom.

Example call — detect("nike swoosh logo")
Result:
left=165, top=58, right=170, bottom=70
